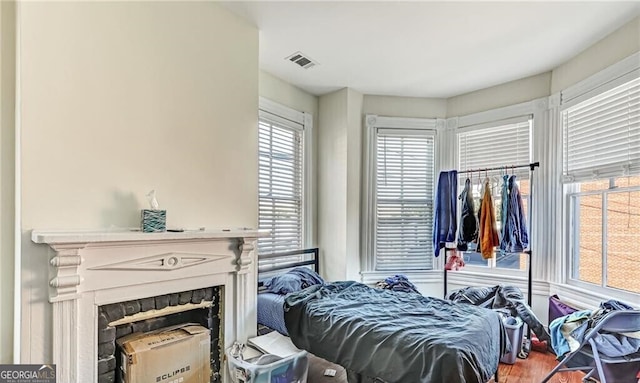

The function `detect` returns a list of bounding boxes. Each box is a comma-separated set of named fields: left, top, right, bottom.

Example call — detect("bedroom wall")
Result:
left=318, top=89, right=348, bottom=281
left=346, top=89, right=363, bottom=282
left=362, top=95, right=447, bottom=119
left=18, top=1, right=258, bottom=363
left=259, top=71, right=319, bottom=121
left=259, top=70, right=319, bottom=248
left=551, top=16, right=640, bottom=93
left=0, top=0, right=16, bottom=364
left=446, top=72, right=552, bottom=117
left=318, top=88, right=363, bottom=282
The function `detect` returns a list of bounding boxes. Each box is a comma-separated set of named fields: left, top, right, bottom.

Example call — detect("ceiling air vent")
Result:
left=286, top=51, right=318, bottom=69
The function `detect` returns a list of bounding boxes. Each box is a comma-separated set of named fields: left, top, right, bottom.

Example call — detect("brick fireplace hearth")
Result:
left=97, top=286, right=223, bottom=383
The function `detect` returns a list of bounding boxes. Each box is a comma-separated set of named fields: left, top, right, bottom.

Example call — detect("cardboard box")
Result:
left=117, top=323, right=211, bottom=383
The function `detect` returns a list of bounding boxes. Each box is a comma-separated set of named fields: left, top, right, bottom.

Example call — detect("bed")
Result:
left=284, top=281, right=507, bottom=383
left=257, top=250, right=507, bottom=383
left=257, top=248, right=320, bottom=336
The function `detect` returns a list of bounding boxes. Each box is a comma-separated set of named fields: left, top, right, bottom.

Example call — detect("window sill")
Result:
left=551, top=280, right=640, bottom=309
left=450, top=264, right=527, bottom=276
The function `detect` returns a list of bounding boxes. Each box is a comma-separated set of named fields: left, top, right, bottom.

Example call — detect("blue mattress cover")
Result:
left=284, top=281, right=507, bottom=383
left=257, top=292, right=288, bottom=335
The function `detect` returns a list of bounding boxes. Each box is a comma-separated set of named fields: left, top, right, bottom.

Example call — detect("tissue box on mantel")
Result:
left=141, top=209, right=166, bottom=232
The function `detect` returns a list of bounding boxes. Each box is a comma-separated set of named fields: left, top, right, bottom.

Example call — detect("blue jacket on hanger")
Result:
left=500, top=175, right=529, bottom=253
left=500, top=174, right=509, bottom=240
left=433, top=170, right=458, bottom=257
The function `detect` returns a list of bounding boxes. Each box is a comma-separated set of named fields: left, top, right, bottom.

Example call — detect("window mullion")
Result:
left=601, top=190, right=608, bottom=289
left=571, top=195, right=579, bottom=280
left=268, top=125, right=276, bottom=244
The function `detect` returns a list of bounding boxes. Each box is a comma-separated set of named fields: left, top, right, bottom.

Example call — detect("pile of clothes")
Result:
left=448, top=285, right=550, bottom=343
left=374, top=275, right=420, bottom=294
left=549, top=300, right=640, bottom=358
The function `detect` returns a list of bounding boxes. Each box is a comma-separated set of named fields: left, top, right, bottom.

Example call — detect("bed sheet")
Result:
left=284, top=281, right=507, bottom=383
left=257, top=292, right=288, bottom=336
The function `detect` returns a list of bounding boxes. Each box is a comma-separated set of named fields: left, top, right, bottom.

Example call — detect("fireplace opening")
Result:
left=97, top=286, right=223, bottom=383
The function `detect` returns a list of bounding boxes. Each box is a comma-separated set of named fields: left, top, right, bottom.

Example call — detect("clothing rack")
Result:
left=442, top=161, right=539, bottom=359
left=443, top=161, right=540, bottom=308
left=457, top=162, right=540, bottom=175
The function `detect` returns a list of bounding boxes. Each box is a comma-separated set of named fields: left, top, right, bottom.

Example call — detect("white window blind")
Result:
left=562, top=76, right=640, bottom=182
left=258, top=114, right=303, bottom=255
left=458, top=118, right=531, bottom=178
left=374, top=129, right=435, bottom=271
left=456, top=117, right=531, bottom=269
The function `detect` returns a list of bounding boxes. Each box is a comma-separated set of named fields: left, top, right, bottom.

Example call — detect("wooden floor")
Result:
left=306, top=350, right=587, bottom=383
left=490, top=351, right=586, bottom=383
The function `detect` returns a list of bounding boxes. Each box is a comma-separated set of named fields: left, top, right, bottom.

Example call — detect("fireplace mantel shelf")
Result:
left=32, top=227, right=263, bottom=382
left=32, top=227, right=269, bottom=245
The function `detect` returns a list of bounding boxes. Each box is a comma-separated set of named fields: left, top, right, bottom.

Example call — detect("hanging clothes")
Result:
left=500, top=175, right=529, bottom=253
left=479, top=179, right=499, bottom=259
left=500, top=174, right=509, bottom=240
left=433, top=170, right=458, bottom=257
left=456, top=178, right=478, bottom=251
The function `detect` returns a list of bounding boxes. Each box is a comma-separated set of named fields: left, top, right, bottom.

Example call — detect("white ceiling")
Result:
left=222, top=1, right=640, bottom=98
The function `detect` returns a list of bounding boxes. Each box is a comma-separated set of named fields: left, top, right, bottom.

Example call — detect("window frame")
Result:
left=558, top=52, right=640, bottom=302
left=453, top=113, right=534, bottom=272
left=362, top=115, right=438, bottom=274
left=258, top=97, right=313, bottom=255
left=564, top=186, right=640, bottom=303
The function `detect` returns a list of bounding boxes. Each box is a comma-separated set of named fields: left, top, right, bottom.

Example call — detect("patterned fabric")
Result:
left=257, top=292, right=288, bottom=335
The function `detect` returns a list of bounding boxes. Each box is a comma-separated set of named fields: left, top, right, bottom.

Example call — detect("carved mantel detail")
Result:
left=89, top=252, right=228, bottom=271
left=237, top=239, right=255, bottom=274
left=49, top=243, right=86, bottom=302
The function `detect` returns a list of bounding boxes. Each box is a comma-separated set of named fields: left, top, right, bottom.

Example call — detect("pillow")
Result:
left=263, top=267, right=324, bottom=295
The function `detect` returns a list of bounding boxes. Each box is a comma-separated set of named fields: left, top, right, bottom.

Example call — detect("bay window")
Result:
left=562, top=76, right=640, bottom=295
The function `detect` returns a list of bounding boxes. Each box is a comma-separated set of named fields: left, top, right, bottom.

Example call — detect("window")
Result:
left=562, top=77, right=640, bottom=180
left=563, top=76, right=640, bottom=295
left=569, top=177, right=640, bottom=294
left=456, top=117, right=532, bottom=269
left=258, top=100, right=310, bottom=256
left=364, top=116, right=437, bottom=272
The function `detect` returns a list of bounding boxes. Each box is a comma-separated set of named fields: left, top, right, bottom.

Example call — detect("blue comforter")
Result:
left=284, top=281, right=507, bottom=383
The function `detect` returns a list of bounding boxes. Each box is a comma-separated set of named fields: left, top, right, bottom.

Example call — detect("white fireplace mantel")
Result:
left=32, top=228, right=269, bottom=383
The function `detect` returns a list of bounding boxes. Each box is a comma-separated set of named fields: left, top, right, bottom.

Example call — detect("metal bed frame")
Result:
left=257, top=247, right=319, bottom=288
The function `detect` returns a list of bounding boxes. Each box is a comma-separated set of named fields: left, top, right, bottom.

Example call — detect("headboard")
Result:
left=257, top=248, right=319, bottom=289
